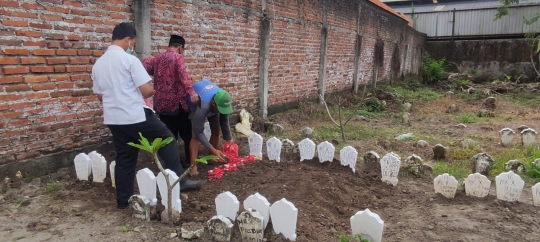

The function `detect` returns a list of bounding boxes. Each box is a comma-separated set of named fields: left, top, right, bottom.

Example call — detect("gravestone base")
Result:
left=161, top=209, right=181, bottom=225
left=181, top=222, right=205, bottom=239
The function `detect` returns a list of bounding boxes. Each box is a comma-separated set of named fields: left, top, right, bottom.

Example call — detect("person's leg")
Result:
left=177, top=108, right=192, bottom=169
left=158, top=114, right=180, bottom=141
left=189, top=117, right=200, bottom=177
left=208, top=113, right=221, bottom=150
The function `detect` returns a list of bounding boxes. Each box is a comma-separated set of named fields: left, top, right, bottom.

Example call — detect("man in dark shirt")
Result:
left=188, top=79, right=234, bottom=176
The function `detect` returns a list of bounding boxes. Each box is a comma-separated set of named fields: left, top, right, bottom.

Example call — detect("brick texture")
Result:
left=0, top=0, right=425, bottom=164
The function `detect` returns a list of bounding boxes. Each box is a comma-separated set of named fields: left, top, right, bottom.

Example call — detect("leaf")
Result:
left=195, top=159, right=208, bottom=165
left=161, top=137, right=174, bottom=147
left=138, top=132, right=152, bottom=150
left=151, top=137, right=163, bottom=152
left=200, top=155, right=219, bottom=161
left=128, top=142, right=152, bottom=153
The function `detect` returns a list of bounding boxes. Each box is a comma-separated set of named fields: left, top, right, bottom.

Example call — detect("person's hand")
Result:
left=190, top=93, right=200, bottom=106
left=210, top=147, right=229, bottom=163
left=225, top=139, right=234, bottom=144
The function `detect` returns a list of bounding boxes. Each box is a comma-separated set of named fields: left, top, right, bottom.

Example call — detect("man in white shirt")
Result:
left=91, top=22, right=204, bottom=209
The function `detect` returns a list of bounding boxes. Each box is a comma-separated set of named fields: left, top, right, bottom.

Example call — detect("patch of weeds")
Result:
left=121, top=225, right=131, bottom=232
left=12, top=236, right=26, bottom=241
left=383, top=86, right=443, bottom=102
left=433, top=162, right=470, bottom=179
left=491, top=146, right=540, bottom=182
left=337, top=230, right=369, bottom=242
left=458, top=113, right=480, bottom=124
left=499, top=92, right=540, bottom=108
left=448, top=147, right=480, bottom=161
left=45, top=182, right=62, bottom=195
left=15, top=199, right=28, bottom=209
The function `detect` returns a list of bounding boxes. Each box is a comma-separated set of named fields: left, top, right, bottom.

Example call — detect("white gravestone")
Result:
left=248, top=133, right=263, bottom=157
left=89, top=151, right=107, bottom=183
left=237, top=209, right=264, bottom=242
left=157, top=169, right=182, bottom=213
left=298, top=138, right=316, bottom=162
left=269, top=198, right=298, bottom=241
left=532, top=183, right=540, bottom=206
left=464, top=173, right=491, bottom=198
left=243, top=192, right=271, bottom=229
left=207, top=215, right=234, bottom=242
left=136, top=168, right=158, bottom=206
left=215, top=191, right=240, bottom=221
left=496, top=171, right=525, bottom=202
left=74, top=153, right=91, bottom=181
left=499, top=128, right=515, bottom=146
left=204, top=121, right=211, bottom=141
left=434, top=173, right=459, bottom=198
left=317, top=141, right=335, bottom=163
left=109, top=161, right=116, bottom=188
left=380, top=153, right=401, bottom=186
left=521, top=128, right=537, bottom=146
left=350, top=209, right=384, bottom=242
left=266, top=137, right=282, bottom=162
left=340, top=146, right=358, bottom=173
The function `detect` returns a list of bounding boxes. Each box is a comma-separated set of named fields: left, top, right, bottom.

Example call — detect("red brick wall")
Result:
left=0, top=0, right=425, bottom=165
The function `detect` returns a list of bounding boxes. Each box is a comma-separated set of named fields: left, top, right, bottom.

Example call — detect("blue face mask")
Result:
left=126, top=39, right=134, bottom=55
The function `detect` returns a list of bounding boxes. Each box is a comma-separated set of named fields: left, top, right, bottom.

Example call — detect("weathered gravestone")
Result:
left=207, top=215, right=234, bottom=242
left=532, top=183, right=540, bottom=206
left=128, top=195, right=151, bottom=221
left=521, top=128, right=537, bottom=146
left=136, top=168, right=158, bottom=206
left=496, top=171, right=525, bottom=202
left=243, top=192, right=270, bottom=229
left=298, top=138, right=316, bottom=162
left=472, top=153, right=494, bottom=176
left=504, top=160, right=526, bottom=173
left=109, top=161, right=116, bottom=188
left=434, top=173, right=459, bottom=199
left=534, top=158, right=540, bottom=169
left=405, top=154, right=423, bottom=177
left=317, top=141, right=335, bottom=163
left=237, top=209, right=264, bottom=242
left=465, top=173, right=491, bottom=198
left=215, top=191, right=240, bottom=221
left=269, top=198, right=298, bottom=241
left=301, top=127, right=313, bottom=138
left=157, top=169, right=182, bottom=212
left=74, top=153, right=91, bottom=181
left=380, top=153, right=401, bottom=186
left=416, top=140, right=429, bottom=148
left=363, top=151, right=379, bottom=164
left=350, top=209, right=384, bottom=242
left=266, top=137, right=282, bottom=162
left=282, top=139, right=295, bottom=153
left=340, top=146, right=358, bottom=172
left=499, top=128, right=516, bottom=146
left=461, top=139, right=476, bottom=149
left=433, top=144, right=446, bottom=160
left=89, top=151, right=107, bottom=183
left=204, top=121, right=211, bottom=141
left=402, top=112, right=410, bottom=124
left=249, top=133, right=263, bottom=157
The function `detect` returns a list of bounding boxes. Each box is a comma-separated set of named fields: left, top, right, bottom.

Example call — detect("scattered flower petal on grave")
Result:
left=207, top=155, right=259, bottom=181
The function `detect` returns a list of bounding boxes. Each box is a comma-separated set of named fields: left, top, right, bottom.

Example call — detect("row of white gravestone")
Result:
left=249, top=134, right=359, bottom=172
left=434, top=171, right=540, bottom=206
left=74, top=151, right=115, bottom=186
left=136, top=168, right=182, bottom=212
left=499, top=127, right=538, bottom=147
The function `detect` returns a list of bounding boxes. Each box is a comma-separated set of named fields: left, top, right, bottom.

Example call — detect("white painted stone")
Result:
left=237, top=209, right=264, bottom=242
left=269, top=198, right=298, bottom=241
left=109, top=161, right=116, bottom=188
left=380, top=153, right=401, bottom=186
left=207, top=215, right=233, bottom=242
left=499, top=128, right=515, bottom=146
left=266, top=137, right=282, bottom=162
left=350, top=209, right=384, bottom=242
left=204, top=121, right=211, bottom=141
left=74, top=153, right=91, bottom=181
left=496, top=171, right=525, bottom=202
left=298, top=138, right=315, bottom=162
left=215, top=191, right=240, bottom=221
left=157, top=169, right=182, bottom=213
left=340, top=146, right=358, bottom=172
left=248, top=133, right=263, bottom=157
left=532, top=183, right=540, bottom=206
left=434, top=173, right=459, bottom=199
left=136, top=168, right=158, bottom=206
left=317, top=141, right=335, bottom=163
left=89, top=151, right=107, bottom=183
left=464, top=173, right=491, bottom=198
left=243, top=192, right=271, bottom=229
left=521, top=128, right=537, bottom=146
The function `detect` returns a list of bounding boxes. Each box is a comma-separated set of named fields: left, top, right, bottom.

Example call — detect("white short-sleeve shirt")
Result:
left=91, top=45, right=152, bottom=125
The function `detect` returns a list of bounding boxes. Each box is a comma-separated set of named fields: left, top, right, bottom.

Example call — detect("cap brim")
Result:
left=217, top=104, right=233, bottom=115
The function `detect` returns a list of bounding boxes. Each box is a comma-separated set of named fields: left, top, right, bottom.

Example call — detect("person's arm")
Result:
left=219, top=113, right=233, bottom=142
left=142, top=55, right=155, bottom=76
left=91, top=69, right=103, bottom=102
left=175, top=54, right=199, bottom=102
left=193, top=105, right=213, bottom=150
left=130, top=57, right=154, bottom=98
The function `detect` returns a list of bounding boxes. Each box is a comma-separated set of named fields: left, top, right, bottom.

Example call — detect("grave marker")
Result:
left=266, top=137, right=282, bottom=162
left=532, top=183, right=540, bottom=206
left=109, top=161, right=116, bottom=188
left=464, top=173, right=491, bottom=198
left=282, top=139, right=295, bottom=153
left=363, top=151, right=380, bottom=163
left=269, top=198, right=298, bottom=241
left=434, top=173, right=458, bottom=199
left=298, top=138, right=315, bottom=162
left=243, top=192, right=271, bottom=229
left=207, top=215, right=233, bottom=242
left=89, top=151, right=107, bottom=183
left=340, top=146, right=358, bottom=172
left=380, top=153, right=401, bottom=186
left=317, top=141, right=335, bottom=163
left=74, top=153, right=91, bottom=181
left=496, top=171, right=524, bottom=202
left=128, top=195, right=151, bottom=221
left=472, top=153, right=494, bottom=176
left=249, top=133, right=263, bottom=157
left=521, top=128, right=537, bottom=146
left=215, top=191, right=240, bottom=221
left=237, top=209, right=264, bottom=242
left=499, top=128, right=515, bottom=146
left=157, top=169, right=182, bottom=212
left=350, top=209, right=384, bottom=242
left=136, top=168, right=158, bottom=206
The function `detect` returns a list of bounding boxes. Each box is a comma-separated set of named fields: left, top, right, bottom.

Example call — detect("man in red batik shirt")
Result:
left=142, top=35, right=199, bottom=169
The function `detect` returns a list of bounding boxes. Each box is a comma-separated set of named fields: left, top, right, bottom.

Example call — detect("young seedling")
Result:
left=319, top=94, right=364, bottom=142
left=128, top=133, right=215, bottom=227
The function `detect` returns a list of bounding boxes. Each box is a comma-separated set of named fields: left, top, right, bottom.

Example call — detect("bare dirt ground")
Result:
left=1, top=82, right=540, bottom=242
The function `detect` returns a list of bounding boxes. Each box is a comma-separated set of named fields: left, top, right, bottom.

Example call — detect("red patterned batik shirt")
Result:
left=142, top=48, right=196, bottom=115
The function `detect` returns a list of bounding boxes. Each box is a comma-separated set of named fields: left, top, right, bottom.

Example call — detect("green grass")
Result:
left=433, top=162, right=470, bottom=179
left=12, top=236, right=26, bottom=241
left=121, top=225, right=131, bottom=232
left=382, top=86, right=443, bottom=102
left=45, top=182, right=62, bottom=195
left=491, top=146, right=540, bottom=183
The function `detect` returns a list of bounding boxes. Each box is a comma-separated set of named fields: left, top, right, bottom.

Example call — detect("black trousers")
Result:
left=159, top=106, right=192, bottom=169
left=108, top=108, right=186, bottom=208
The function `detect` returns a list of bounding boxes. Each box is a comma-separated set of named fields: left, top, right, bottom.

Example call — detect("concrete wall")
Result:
left=0, top=0, right=425, bottom=170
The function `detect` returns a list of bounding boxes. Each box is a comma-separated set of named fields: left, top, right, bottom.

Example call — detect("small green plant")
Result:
left=45, top=182, right=62, bottom=195
left=12, top=236, right=26, bottom=241
left=121, top=225, right=131, bottom=232
left=422, top=52, right=446, bottom=85
left=337, top=230, right=369, bottom=242
left=366, top=98, right=382, bottom=112
left=15, top=199, right=27, bottom=208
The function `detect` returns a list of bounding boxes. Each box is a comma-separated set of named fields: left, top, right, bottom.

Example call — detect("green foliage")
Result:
left=12, top=236, right=26, bottom=241
left=383, top=86, right=443, bottom=102
left=491, top=146, right=540, bottom=183
left=433, top=162, right=470, bottom=179
left=337, top=230, right=369, bottom=242
left=366, top=98, right=382, bottom=112
left=494, top=0, right=519, bottom=20
left=422, top=52, right=446, bottom=84
left=45, top=182, right=62, bottom=195
left=121, top=226, right=131, bottom=232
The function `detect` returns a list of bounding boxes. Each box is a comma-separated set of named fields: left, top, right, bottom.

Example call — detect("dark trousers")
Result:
left=159, top=106, right=192, bottom=169
left=108, top=108, right=186, bottom=208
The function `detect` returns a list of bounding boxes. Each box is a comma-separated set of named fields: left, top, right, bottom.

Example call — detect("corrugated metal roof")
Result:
left=393, top=0, right=540, bottom=13
left=369, top=0, right=414, bottom=26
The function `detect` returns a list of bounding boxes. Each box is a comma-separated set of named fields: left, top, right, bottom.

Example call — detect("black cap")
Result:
left=169, top=35, right=185, bottom=47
